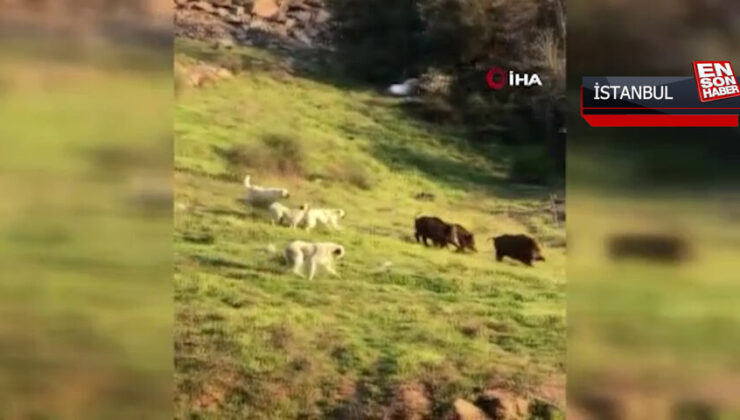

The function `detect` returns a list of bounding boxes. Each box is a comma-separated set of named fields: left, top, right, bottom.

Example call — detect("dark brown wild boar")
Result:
left=414, top=216, right=459, bottom=249
left=490, top=234, right=545, bottom=266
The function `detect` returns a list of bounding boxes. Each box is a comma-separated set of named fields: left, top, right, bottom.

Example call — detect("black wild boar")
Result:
left=490, top=234, right=545, bottom=266
left=414, top=216, right=459, bottom=249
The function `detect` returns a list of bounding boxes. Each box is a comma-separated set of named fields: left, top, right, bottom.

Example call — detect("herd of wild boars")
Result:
left=414, top=216, right=545, bottom=266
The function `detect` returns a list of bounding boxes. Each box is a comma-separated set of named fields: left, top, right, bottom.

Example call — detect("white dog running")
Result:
left=303, top=208, right=345, bottom=231
left=269, top=202, right=309, bottom=228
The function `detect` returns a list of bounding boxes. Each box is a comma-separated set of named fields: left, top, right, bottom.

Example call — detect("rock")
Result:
left=453, top=399, right=488, bottom=420
left=388, top=383, right=431, bottom=420
left=175, top=9, right=233, bottom=41
left=304, top=25, right=320, bottom=37
left=252, top=0, right=280, bottom=19
left=225, top=15, right=242, bottom=24
left=292, top=10, right=312, bottom=22
left=191, top=1, right=215, bottom=13
left=314, top=9, right=331, bottom=24
left=287, top=1, right=312, bottom=11
left=177, top=0, right=332, bottom=47
left=475, top=390, right=529, bottom=420
left=291, top=29, right=312, bottom=46
left=272, top=23, right=289, bottom=37
left=234, top=29, right=249, bottom=41
left=249, top=17, right=272, bottom=31
left=222, top=10, right=242, bottom=24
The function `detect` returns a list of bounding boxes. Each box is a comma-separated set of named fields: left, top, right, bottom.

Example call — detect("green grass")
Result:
left=0, top=45, right=172, bottom=418
left=567, top=190, right=740, bottom=417
left=175, top=39, right=565, bottom=418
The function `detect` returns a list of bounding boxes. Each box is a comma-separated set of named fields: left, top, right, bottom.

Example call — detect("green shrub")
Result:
left=328, top=160, right=377, bottom=190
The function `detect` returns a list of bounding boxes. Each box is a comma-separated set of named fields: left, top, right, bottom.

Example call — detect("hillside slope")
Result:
left=174, top=39, right=565, bottom=419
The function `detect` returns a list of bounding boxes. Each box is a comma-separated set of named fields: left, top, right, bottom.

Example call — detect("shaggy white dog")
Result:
left=284, top=240, right=345, bottom=280
left=303, top=208, right=345, bottom=231
left=244, top=175, right=289, bottom=207
left=269, top=202, right=309, bottom=228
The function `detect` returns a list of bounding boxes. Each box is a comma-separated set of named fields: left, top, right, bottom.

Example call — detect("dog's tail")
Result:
left=243, top=174, right=252, bottom=188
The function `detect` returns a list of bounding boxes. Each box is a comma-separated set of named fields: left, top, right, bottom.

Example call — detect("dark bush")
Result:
left=508, top=147, right=557, bottom=185
left=328, top=160, right=377, bottom=190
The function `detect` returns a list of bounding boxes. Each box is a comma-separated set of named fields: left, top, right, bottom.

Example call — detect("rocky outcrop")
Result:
left=451, top=389, right=562, bottom=420
left=474, top=390, right=529, bottom=419
left=388, top=383, right=431, bottom=420
left=174, top=0, right=333, bottom=48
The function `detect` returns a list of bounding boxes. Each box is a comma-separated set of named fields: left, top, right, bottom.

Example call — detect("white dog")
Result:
left=284, top=240, right=345, bottom=280
left=269, top=202, right=309, bottom=228
left=244, top=175, right=289, bottom=207
left=303, top=208, right=345, bottom=231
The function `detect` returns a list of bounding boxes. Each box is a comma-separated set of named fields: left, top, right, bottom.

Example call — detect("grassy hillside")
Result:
left=174, top=39, right=565, bottom=419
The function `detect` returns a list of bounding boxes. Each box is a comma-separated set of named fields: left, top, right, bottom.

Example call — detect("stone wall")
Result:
left=175, top=0, right=333, bottom=48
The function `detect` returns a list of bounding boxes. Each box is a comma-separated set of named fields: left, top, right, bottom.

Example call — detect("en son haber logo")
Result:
left=694, top=61, right=740, bottom=102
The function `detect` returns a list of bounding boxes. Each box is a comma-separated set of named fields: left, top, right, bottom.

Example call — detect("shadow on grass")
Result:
left=177, top=34, right=554, bottom=199
left=371, top=141, right=546, bottom=199
left=190, top=254, right=250, bottom=270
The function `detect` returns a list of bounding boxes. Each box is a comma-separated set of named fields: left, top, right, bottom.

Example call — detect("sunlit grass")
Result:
left=0, top=44, right=172, bottom=418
